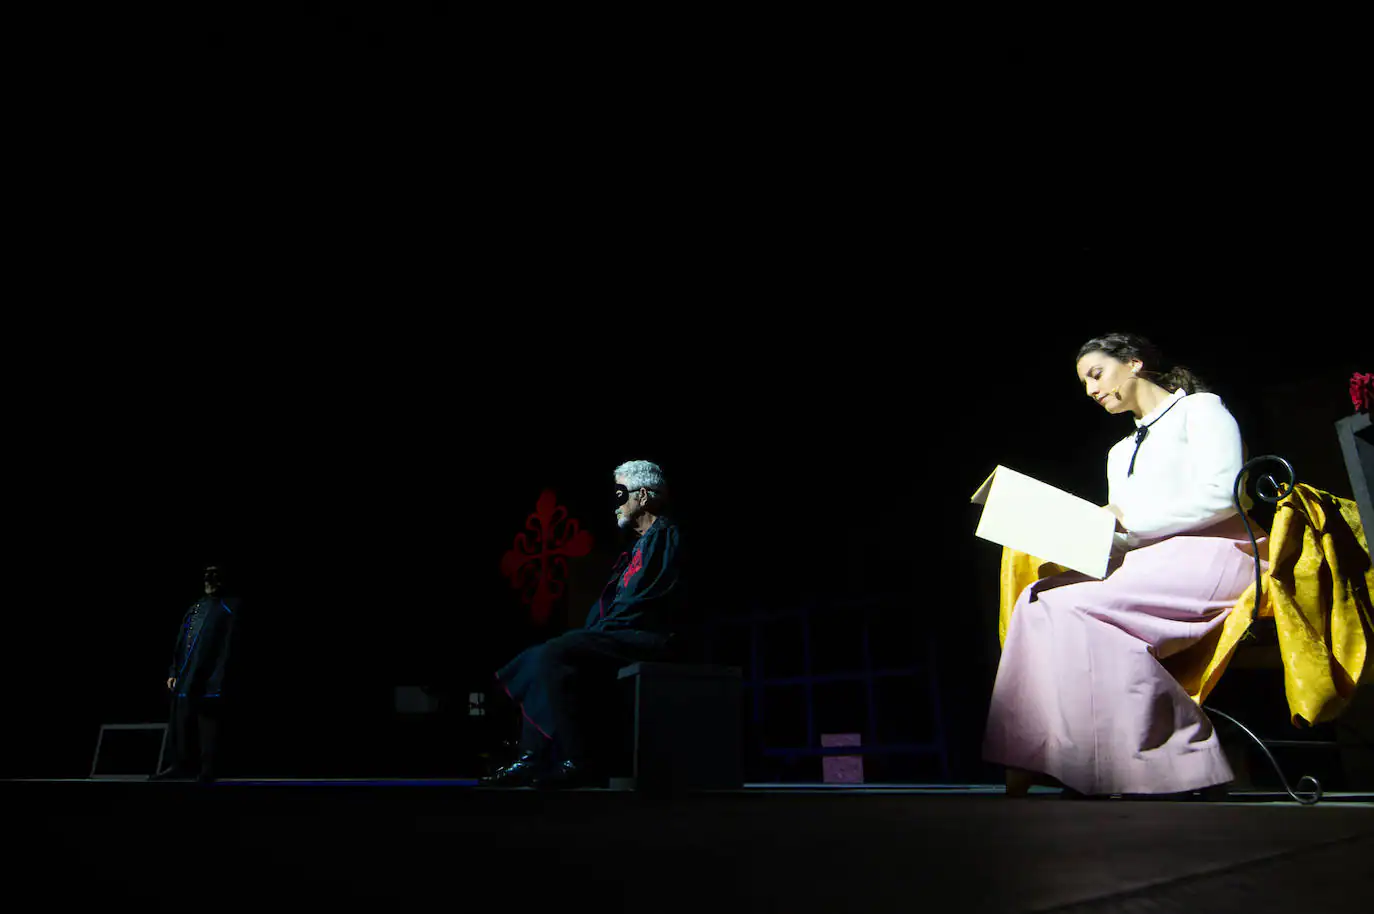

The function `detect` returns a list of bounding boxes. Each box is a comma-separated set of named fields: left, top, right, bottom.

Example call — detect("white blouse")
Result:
left=1107, top=387, right=1244, bottom=549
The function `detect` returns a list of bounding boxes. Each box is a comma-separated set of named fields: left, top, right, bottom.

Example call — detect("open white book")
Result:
left=970, top=466, right=1117, bottom=579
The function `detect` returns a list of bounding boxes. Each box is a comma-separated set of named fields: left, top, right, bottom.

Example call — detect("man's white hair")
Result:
left=614, top=459, right=667, bottom=498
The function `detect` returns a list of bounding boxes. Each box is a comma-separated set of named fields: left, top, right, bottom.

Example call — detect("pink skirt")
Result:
left=983, top=515, right=1264, bottom=795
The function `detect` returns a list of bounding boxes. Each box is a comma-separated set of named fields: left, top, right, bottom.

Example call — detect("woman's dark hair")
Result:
left=1075, top=333, right=1208, bottom=394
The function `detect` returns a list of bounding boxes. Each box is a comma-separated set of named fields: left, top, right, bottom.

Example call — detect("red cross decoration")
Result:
left=621, top=547, right=643, bottom=589
left=1352, top=372, right=1372, bottom=413
left=500, top=489, right=594, bottom=624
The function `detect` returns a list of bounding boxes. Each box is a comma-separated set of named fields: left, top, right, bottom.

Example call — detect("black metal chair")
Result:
left=1201, top=455, right=1324, bottom=805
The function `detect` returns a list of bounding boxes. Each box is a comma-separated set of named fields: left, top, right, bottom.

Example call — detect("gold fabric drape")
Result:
left=997, top=483, right=1374, bottom=726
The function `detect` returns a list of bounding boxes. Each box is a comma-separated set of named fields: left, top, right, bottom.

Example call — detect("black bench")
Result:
left=609, top=662, right=743, bottom=792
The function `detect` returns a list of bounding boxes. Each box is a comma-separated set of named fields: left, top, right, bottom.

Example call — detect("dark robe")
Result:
left=169, top=594, right=239, bottom=698
left=496, top=516, right=687, bottom=762
left=164, top=593, right=240, bottom=776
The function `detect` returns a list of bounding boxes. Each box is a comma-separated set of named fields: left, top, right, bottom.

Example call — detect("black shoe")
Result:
left=479, top=751, right=544, bottom=787
left=532, top=760, right=603, bottom=789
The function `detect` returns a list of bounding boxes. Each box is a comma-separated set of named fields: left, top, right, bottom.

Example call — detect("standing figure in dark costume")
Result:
left=153, top=564, right=240, bottom=782
left=484, top=460, right=688, bottom=788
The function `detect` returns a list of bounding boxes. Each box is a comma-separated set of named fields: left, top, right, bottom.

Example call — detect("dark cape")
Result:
left=583, top=516, right=687, bottom=633
left=169, top=594, right=240, bottom=699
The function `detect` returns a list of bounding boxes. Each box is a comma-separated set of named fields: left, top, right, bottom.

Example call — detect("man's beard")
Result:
left=616, top=512, right=633, bottom=529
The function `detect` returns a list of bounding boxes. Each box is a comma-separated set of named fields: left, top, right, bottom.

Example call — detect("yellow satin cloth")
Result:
left=998, top=483, right=1374, bottom=727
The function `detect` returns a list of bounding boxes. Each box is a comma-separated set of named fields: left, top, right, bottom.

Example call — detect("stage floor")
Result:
left=9, top=779, right=1373, bottom=913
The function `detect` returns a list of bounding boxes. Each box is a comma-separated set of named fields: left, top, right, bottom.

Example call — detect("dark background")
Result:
left=2, top=7, right=1365, bottom=781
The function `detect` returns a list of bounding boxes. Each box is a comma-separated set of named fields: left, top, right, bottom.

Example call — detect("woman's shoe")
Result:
left=1004, top=767, right=1036, bottom=797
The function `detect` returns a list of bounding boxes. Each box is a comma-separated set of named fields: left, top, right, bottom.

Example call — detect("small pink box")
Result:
left=821, top=733, right=864, bottom=784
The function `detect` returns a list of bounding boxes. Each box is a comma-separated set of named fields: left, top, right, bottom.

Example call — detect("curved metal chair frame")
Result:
left=1202, top=455, right=1323, bottom=805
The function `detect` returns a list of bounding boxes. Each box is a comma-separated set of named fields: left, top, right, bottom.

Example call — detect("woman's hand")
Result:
left=1104, top=504, right=1128, bottom=533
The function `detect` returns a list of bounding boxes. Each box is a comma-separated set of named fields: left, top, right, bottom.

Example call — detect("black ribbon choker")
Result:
left=1127, top=396, right=1182, bottom=477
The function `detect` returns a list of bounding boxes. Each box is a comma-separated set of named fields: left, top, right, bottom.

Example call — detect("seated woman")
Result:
left=983, top=332, right=1260, bottom=798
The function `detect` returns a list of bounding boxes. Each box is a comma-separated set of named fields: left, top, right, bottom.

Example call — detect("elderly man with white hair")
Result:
left=484, top=459, right=688, bottom=788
